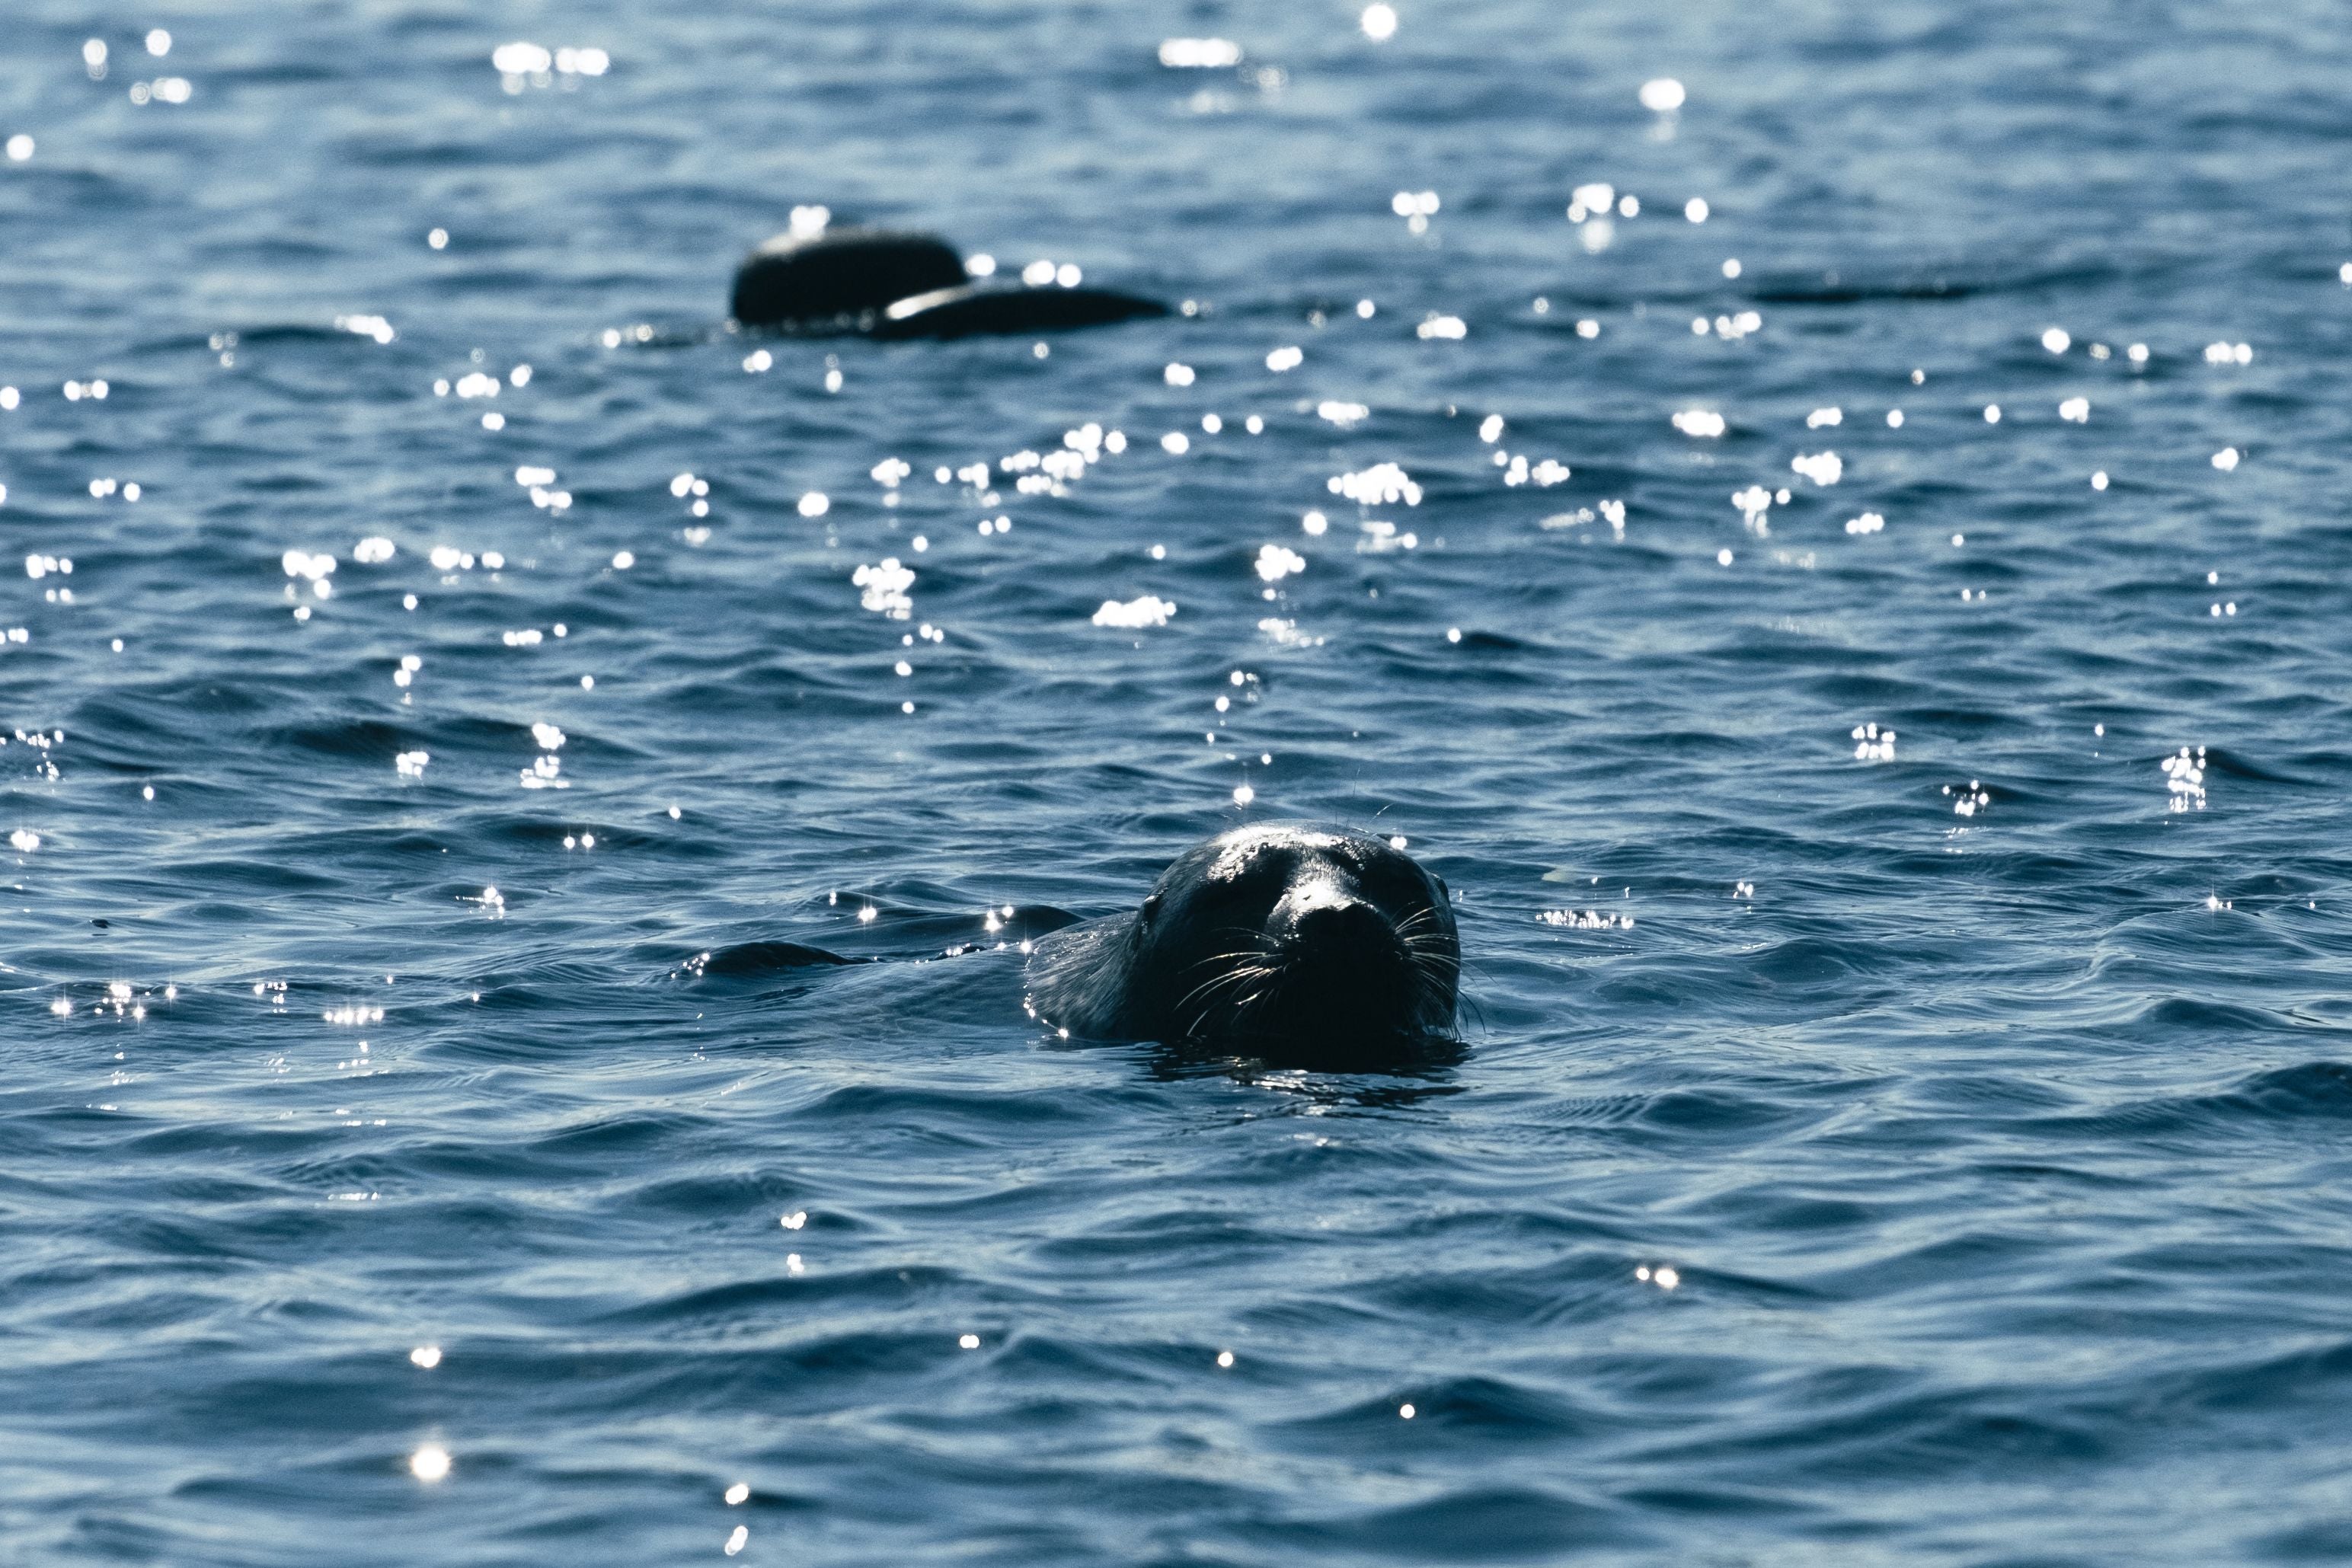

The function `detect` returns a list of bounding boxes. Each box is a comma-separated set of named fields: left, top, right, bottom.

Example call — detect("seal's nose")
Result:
left=1289, top=896, right=1391, bottom=955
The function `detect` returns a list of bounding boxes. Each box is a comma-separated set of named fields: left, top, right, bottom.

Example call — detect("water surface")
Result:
left=5, top=2, right=2352, bottom=1561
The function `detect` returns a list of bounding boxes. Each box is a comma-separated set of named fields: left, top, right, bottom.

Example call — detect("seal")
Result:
left=730, top=228, right=970, bottom=331
left=1024, top=823, right=1459, bottom=1057
left=730, top=225, right=1169, bottom=337
left=871, top=281, right=1169, bottom=340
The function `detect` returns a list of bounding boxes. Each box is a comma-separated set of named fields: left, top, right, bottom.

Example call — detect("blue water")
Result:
left=6, top=2, right=2352, bottom=1561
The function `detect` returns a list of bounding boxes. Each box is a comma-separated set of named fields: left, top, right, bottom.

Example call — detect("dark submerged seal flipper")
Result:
left=681, top=905, right=1081, bottom=984
left=871, top=282, right=1171, bottom=340
left=730, top=228, right=969, bottom=331
left=685, top=940, right=863, bottom=978
left=1025, top=824, right=1459, bottom=1066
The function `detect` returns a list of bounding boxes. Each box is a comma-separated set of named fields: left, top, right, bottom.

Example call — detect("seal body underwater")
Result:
left=871, top=280, right=1167, bottom=340
left=1024, top=823, right=1459, bottom=1057
left=729, top=225, right=1168, bottom=337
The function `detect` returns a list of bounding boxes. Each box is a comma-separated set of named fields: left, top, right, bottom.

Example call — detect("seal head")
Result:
left=730, top=228, right=969, bottom=331
left=1026, top=824, right=1459, bottom=1059
left=730, top=225, right=1170, bottom=337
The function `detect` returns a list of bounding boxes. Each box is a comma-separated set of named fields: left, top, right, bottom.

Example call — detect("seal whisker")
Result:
left=1227, top=981, right=1278, bottom=1035
left=1174, top=944, right=1277, bottom=991
left=1187, top=975, right=1263, bottom=1040
left=1171, top=933, right=1283, bottom=1030
left=1177, top=953, right=1282, bottom=1024
left=1183, top=945, right=1277, bottom=972
left=1174, top=961, right=1267, bottom=1021
left=1452, top=991, right=1489, bottom=1037
left=1396, top=917, right=1452, bottom=954
left=1200, top=927, right=1282, bottom=957
left=1404, top=942, right=1461, bottom=983
left=1392, top=906, right=1442, bottom=938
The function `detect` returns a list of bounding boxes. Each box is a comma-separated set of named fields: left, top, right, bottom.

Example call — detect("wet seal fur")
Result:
left=730, top=228, right=967, bottom=331
left=730, top=225, right=1168, bottom=337
left=1024, top=823, right=1459, bottom=1065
